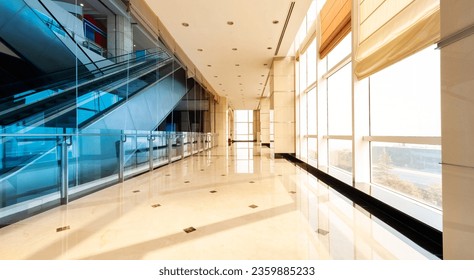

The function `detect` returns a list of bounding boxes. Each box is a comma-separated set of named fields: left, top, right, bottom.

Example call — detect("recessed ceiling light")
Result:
left=261, top=75, right=265, bottom=77
left=207, top=64, right=212, bottom=67
left=197, top=48, right=203, bottom=51
left=214, top=75, right=218, bottom=78
left=267, top=47, right=272, bottom=50
left=273, top=20, right=279, bottom=24
left=232, top=48, right=238, bottom=51
left=239, top=83, right=242, bottom=85
left=219, top=83, right=222, bottom=85
left=237, top=75, right=241, bottom=77
left=227, top=21, right=234, bottom=25
left=264, top=64, right=268, bottom=66
left=182, top=22, right=189, bottom=27
left=235, top=64, right=240, bottom=66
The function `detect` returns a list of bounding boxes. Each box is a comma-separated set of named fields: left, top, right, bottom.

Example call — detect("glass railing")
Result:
left=0, top=48, right=169, bottom=98
left=0, top=52, right=176, bottom=134
left=0, top=49, right=169, bottom=109
left=0, top=130, right=218, bottom=223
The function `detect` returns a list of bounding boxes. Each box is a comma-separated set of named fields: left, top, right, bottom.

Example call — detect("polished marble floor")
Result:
left=0, top=143, right=437, bottom=259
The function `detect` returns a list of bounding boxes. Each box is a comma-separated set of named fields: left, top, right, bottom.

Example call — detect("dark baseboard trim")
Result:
left=280, top=153, right=443, bottom=259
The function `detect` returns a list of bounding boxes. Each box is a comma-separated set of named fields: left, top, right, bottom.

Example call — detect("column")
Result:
left=107, top=14, right=133, bottom=59
left=260, top=98, right=271, bottom=146
left=351, top=4, right=371, bottom=191
left=253, top=110, right=260, bottom=143
left=441, top=0, right=474, bottom=259
left=215, top=97, right=228, bottom=147
left=271, top=57, right=295, bottom=154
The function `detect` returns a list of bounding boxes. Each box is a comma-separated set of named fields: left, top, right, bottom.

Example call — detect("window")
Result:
left=328, top=63, right=352, bottom=135
left=307, top=39, right=317, bottom=85
left=234, top=110, right=254, bottom=141
left=327, top=33, right=351, bottom=70
left=371, top=142, right=441, bottom=208
left=370, top=47, right=440, bottom=137
left=369, top=47, right=441, bottom=209
left=307, top=88, right=317, bottom=135
left=292, top=1, right=441, bottom=231
left=296, top=36, right=317, bottom=163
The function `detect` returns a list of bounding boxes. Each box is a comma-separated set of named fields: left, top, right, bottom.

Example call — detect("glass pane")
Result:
left=234, top=134, right=246, bottom=141
left=328, top=63, right=352, bottom=135
left=329, top=139, right=352, bottom=173
left=301, top=137, right=308, bottom=161
left=125, top=135, right=149, bottom=175
left=307, top=39, right=317, bottom=85
left=308, top=138, right=318, bottom=166
left=307, top=87, right=317, bottom=134
left=0, top=135, right=60, bottom=207
left=236, top=123, right=249, bottom=135
left=327, top=33, right=351, bottom=70
left=153, top=133, right=169, bottom=165
left=299, top=52, right=307, bottom=90
left=72, top=133, right=120, bottom=187
left=300, top=93, right=307, bottom=136
left=371, top=142, right=442, bottom=208
left=306, top=0, right=318, bottom=29
left=248, top=111, right=253, bottom=122
left=235, top=110, right=249, bottom=122
left=370, top=47, right=440, bottom=136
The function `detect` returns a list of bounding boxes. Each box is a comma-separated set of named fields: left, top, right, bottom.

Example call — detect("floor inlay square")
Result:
left=56, top=226, right=70, bottom=232
left=317, top=229, right=329, bottom=236
left=183, top=227, right=196, bottom=233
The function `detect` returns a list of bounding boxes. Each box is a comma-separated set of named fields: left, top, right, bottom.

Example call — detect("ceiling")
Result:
left=144, top=0, right=312, bottom=110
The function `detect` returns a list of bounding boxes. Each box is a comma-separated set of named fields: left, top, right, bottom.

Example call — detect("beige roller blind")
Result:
left=319, top=0, right=351, bottom=58
left=354, top=0, right=440, bottom=80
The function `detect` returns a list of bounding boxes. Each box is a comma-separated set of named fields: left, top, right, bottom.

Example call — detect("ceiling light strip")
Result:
left=275, top=2, right=295, bottom=56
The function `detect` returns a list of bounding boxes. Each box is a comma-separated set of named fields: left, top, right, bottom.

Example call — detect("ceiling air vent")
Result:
left=275, top=1, right=295, bottom=56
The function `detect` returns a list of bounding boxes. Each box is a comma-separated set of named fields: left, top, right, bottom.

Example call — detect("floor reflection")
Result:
left=0, top=143, right=437, bottom=260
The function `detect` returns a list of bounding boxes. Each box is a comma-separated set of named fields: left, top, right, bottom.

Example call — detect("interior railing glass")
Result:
left=0, top=130, right=218, bottom=226
left=0, top=48, right=174, bottom=134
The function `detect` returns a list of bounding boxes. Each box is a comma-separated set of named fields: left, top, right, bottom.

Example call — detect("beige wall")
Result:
left=271, top=57, right=295, bottom=154
left=441, top=0, right=474, bottom=259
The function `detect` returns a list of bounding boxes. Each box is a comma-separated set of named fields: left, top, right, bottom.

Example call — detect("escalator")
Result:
left=0, top=0, right=108, bottom=76
left=0, top=49, right=176, bottom=133
left=0, top=47, right=194, bottom=209
left=0, top=1, right=202, bottom=224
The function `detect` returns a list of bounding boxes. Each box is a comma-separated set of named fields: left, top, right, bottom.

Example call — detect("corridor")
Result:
left=0, top=143, right=436, bottom=259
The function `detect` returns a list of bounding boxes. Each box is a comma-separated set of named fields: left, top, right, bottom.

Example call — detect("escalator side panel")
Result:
left=0, top=0, right=78, bottom=73
left=84, top=68, right=188, bottom=132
